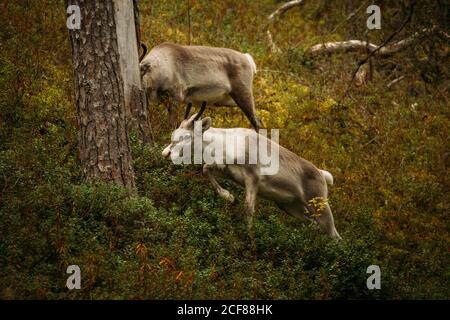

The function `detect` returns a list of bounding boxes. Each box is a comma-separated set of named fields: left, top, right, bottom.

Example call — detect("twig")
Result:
left=265, top=0, right=306, bottom=52
left=330, top=0, right=369, bottom=34
left=307, top=26, right=440, bottom=58
left=346, top=2, right=367, bottom=21
left=267, top=0, right=305, bottom=23
left=367, top=31, right=373, bottom=82
left=342, top=0, right=417, bottom=98
left=387, top=75, right=405, bottom=88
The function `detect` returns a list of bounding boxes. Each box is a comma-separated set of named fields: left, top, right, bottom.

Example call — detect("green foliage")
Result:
left=0, top=0, right=449, bottom=299
left=0, top=153, right=385, bottom=299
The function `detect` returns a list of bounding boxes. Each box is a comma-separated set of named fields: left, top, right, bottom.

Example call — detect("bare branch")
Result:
left=306, top=27, right=438, bottom=57
left=266, top=0, right=305, bottom=53
left=330, top=0, right=370, bottom=34
left=342, top=0, right=417, bottom=97
left=307, top=40, right=378, bottom=56
left=267, top=0, right=305, bottom=23
left=346, top=2, right=367, bottom=21
left=387, top=76, right=405, bottom=88
left=378, top=27, right=438, bottom=55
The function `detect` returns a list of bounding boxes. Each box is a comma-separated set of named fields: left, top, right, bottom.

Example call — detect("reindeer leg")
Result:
left=243, top=171, right=259, bottom=233
left=229, top=85, right=263, bottom=130
left=277, top=202, right=315, bottom=223
left=300, top=200, right=342, bottom=240
left=313, top=203, right=342, bottom=240
left=198, top=101, right=207, bottom=117
left=242, top=171, right=259, bottom=254
left=203, top=164, right=234, bottom=203
left=183, top=102, right=193, bottom=119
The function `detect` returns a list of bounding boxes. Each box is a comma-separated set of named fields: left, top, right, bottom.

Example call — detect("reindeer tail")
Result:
left=244, top=53, right=257, bottom=74
left=319, top=169, right=334, bottom=186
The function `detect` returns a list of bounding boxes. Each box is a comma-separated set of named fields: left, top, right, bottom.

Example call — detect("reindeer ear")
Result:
left=202, top=117, right=212, bottom=130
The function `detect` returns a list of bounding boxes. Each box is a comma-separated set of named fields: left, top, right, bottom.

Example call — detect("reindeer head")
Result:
left=162, top=102, right=211, bottom=161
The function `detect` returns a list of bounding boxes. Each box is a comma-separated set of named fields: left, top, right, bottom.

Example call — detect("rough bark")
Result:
left=68, top=0, right=135, bottom=191
left=133, top=0, right=153, bottom=144
left=133, top=0, right=141, bottom=46
left=131, top=84, right=153, bottom=142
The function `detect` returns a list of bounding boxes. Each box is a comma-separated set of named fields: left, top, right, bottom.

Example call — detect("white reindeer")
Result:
left=162, top=106, right=342, bottom=240
left=139, top=42, right=262, bottom=129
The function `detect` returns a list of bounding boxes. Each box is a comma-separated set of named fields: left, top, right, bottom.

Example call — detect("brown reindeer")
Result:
left=139, top=42, right=262, bottom=129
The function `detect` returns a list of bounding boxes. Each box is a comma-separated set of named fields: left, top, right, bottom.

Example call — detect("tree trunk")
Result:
left=114, top=0, right=152, bottom=143
left=68, top=0, right=135, bottom=191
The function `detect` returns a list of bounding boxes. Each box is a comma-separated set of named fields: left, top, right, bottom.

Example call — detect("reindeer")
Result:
left=162, top=105, right=342, bottom=240
left=139, top=42, right=262, bottom=129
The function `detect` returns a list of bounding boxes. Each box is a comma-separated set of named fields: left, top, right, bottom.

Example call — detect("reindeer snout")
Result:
left=162, top=146, right=172, bottom=160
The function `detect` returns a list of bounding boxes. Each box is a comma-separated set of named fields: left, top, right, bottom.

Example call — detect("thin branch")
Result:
left=346, top=2, right=367, bottom=21
left=267, top=0, right=305, bottom=23
left=387, top=75, right=405, bottom=88
left=307, top=26, right=439, bottom=57
left=266, top=0, right=305, bottom=52
left=307, top=40, right=378, bottom=56
left=343, top=0, right=417, bottom=98
left=331, top=0, right=369, bottom=34
left=366, top=31, right=373, bottom=82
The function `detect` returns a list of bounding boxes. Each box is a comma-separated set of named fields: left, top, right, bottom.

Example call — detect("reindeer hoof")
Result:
left=220, top=190, right=235, bottom=203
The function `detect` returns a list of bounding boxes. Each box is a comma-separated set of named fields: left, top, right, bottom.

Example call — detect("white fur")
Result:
left=244, top=53, right=257, bottom=74
left=163, top=119, right=342, bottom=239
left=319, top=170, right=334, bottom=186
